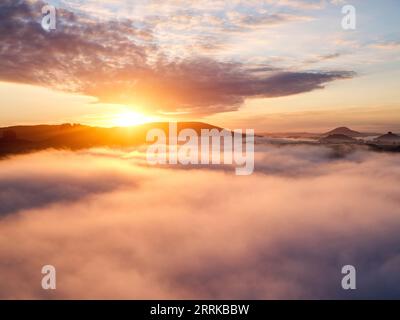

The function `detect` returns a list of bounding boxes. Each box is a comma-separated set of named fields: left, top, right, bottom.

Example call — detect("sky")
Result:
left=0, top=0, right=399, bottom=132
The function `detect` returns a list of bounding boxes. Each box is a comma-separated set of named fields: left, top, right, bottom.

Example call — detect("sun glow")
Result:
left=112, top=111, right=153, bottom=127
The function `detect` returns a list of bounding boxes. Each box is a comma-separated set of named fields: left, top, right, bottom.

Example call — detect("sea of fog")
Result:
left=0, top=143, right=400, bottom=299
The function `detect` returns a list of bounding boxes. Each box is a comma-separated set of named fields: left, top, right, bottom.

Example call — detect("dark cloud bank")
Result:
left=0, top=0, right=354, bottom=115
left=0, top=145, right=400, bottom=299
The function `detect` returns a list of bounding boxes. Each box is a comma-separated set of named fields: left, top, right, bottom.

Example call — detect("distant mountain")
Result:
left=376, top=131, right=400, bottom=139
left=323, top=127, right=362, bottom=137
left=259, top=132, right=321, bottom=139
left=260, top=127, right=380, bottom=140
left=374, top=132, right=400, bottom=145
left=319, top=134, right=358, bottom=144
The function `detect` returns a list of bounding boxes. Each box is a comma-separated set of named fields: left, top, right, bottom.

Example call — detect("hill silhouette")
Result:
left=324, top=127, right=362, bottom=137
left=375, top=131, right=400, bottom=142
left=319, top=133, right=358, bottom=144
left=0, top=122, right=228, bottom=157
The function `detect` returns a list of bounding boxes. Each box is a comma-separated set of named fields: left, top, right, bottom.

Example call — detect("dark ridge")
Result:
left=0, top=122, right=235, bottom=158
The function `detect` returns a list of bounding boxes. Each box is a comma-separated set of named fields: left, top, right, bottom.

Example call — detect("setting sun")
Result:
left=111, top=111, right=153, bottom=127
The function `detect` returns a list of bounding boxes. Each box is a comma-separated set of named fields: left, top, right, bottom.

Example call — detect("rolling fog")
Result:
left=0, top=144, right=400, bottom=299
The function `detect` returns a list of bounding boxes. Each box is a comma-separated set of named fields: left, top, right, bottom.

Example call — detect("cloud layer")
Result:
left=0, top=145, right=400, bottom=299
left=0, top=0, right=354, bottom=115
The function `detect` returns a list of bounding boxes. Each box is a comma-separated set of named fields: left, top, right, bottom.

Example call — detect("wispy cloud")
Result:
left=370, top=40, right=400, bottom=50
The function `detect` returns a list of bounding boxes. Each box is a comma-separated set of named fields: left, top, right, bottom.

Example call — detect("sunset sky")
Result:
left=0, top=0, right=399, bottom=132
left=2, top=1, right=400, bottom=301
